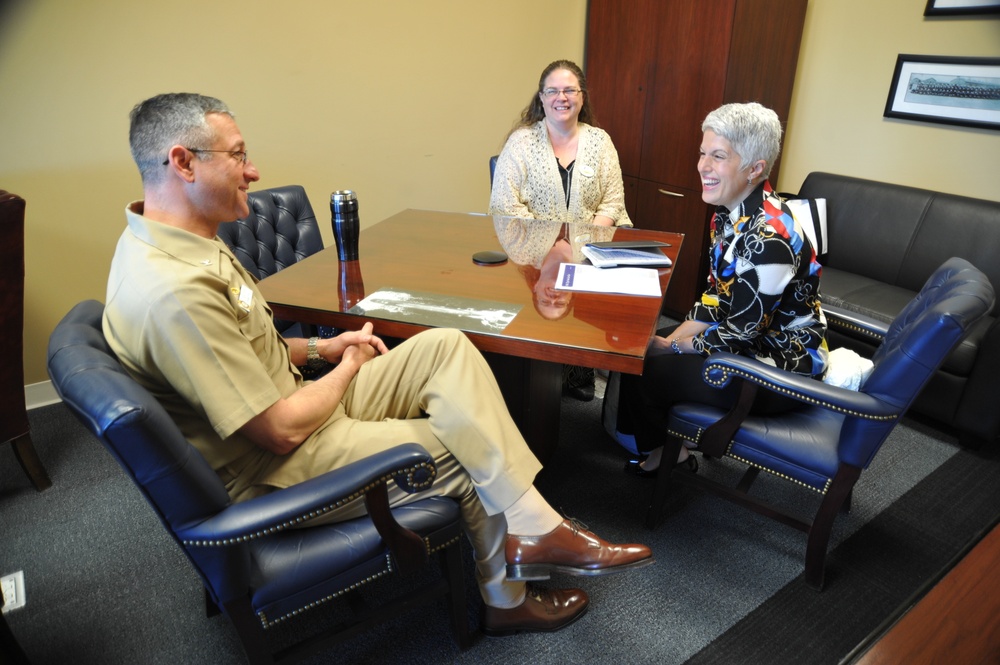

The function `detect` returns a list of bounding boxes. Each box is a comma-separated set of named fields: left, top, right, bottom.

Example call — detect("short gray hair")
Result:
left=129, top=93, right=233, bottom=184
left=701, top=102, right=782, bottom=177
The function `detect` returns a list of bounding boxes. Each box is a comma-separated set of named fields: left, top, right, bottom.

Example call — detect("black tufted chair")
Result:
left=217, top=185, right=325, bottom=337
left=647, top=258, right=995, bottom=589
left=47, top=300, right=470, bottom=663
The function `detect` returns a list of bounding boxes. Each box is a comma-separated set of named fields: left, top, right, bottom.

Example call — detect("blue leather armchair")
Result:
left=647, top=257, right=995, bottom=589
left=46, top=300, right=470, bottom=662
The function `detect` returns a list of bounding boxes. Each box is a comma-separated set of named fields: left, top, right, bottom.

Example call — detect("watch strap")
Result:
left=306, top=336, right=326, bottom=369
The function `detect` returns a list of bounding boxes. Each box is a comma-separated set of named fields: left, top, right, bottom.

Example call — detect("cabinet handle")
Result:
left=658, top=189, right=685, bottom=198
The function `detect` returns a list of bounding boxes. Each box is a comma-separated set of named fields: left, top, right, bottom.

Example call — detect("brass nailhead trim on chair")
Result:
left=258, top=533, right=462, bottom=628
left=258, top=553, right=395, bottom=628
left=669, top=425, right=832, bottom=495
left=181, top=459, right=445, bottom=629
left=182, top=462, right=438, bottom=547
left=701, top=366, right=898, bottom=421
left=426, top=534, right=461, bottom=555
left=725, top=452, right=831, bottom=494
left=829, top=318, right=885, bottom=341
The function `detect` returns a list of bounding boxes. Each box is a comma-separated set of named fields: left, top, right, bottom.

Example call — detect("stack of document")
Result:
left=581, top=241, right=672, bottom=268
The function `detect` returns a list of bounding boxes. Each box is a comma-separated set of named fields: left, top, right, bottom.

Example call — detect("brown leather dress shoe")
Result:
left=505, top=519, right=653, bottom=581
left=482, top=585, right=589, bottom=637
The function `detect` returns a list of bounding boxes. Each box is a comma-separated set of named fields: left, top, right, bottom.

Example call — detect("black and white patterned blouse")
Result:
left=689, top=182, right=828, bottom=378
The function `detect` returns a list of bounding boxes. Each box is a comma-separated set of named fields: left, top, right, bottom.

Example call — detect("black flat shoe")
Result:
left=623, top=455, right=697, bottom=479
left=623, top=458, right=657, bottom=478
left=677, top=456, right=698, bottom=473
left=564, top=383, right=595, bottom=402
left=563, top=366, right=595, bottom=402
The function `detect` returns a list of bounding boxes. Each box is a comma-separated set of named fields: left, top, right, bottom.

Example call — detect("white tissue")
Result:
left=823, top=347, right=875, bottom=391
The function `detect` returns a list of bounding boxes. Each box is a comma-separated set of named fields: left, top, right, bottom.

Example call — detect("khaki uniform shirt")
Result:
left=104, top=202, right=299, bottom=500
left=103, top=203, right=541, bottom=523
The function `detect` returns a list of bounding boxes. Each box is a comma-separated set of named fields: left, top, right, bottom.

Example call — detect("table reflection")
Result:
left=493, top=215, right=616, bottom=320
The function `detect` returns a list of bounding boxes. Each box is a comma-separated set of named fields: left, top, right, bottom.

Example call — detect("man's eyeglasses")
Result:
left=162, top=148, right=249, bottom=166
left=541, top=87, right=584, bottom=99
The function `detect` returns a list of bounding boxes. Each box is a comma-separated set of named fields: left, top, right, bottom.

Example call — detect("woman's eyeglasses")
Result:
left=541, top=88, right=584, bottom=99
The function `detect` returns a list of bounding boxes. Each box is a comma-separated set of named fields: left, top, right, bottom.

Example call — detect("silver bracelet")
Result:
left=670, top=338, right=682, bottom=355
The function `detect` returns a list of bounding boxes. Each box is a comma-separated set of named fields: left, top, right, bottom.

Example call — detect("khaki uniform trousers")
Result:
left=262, top=328, right=543, bottom=607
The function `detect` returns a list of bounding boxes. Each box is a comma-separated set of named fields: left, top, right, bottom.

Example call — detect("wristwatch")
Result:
left=306, top=336, right=326, bottom=369
left=670, top=338, right=682, bottom=355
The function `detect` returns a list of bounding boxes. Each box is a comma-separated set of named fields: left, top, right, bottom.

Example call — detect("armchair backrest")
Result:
left=217, top=185, right=324, bottom=335
left=217, top=184, right=324, bottom=280
left=841, top=257, right=995, bottom=467
left=0, top=191, right=29, bottom=437
left=46, top=300, right=250, bottom=598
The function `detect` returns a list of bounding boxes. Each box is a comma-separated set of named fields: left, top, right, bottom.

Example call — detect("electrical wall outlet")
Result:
left=1, top=571, right=26, bottom=612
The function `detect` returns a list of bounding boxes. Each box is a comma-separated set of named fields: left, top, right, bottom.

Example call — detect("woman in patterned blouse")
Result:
left=617, top=102, right=828, bottom=476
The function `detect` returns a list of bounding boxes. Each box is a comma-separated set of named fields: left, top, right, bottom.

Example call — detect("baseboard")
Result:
left=26, top=380, right=61, bottom=410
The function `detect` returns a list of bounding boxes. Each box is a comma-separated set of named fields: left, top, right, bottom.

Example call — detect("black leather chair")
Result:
left=217, top=185, right=325, bottom=338
left=1, top=190, right=51, bottom=491
left=46, top=300, right=470, bottom=663
left=647, top=257, right=995, bottom=589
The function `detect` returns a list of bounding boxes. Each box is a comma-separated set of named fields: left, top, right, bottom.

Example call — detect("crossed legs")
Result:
left=277, top=328, right=651, bottom=632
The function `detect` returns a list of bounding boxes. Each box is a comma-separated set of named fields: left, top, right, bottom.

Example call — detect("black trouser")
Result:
left=616, top=326, right=800, bottom=454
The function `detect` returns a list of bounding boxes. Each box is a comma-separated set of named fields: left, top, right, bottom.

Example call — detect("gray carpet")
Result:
left=1, top=392, right=994, bottom=664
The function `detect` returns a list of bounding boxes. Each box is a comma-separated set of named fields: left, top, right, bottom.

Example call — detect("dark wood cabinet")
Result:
left=0, top=190, right=51, bottom=491
left=635, top=180, right=711, bottom=315
left=585, top=0, right=808, bottom=315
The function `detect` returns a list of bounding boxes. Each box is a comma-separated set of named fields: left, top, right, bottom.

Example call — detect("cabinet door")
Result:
left=639, top=0, right=736, bottom=190
left=583, top=0, right=661, bottom=177
left=622, top=174, right=638, bottom=222
left=722, top=0, right=808, bottom=184
left=636, top=180, right=712, bottom=317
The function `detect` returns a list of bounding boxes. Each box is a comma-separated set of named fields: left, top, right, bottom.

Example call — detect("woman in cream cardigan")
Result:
left=489, top=59, right=631, bottom=229
left=489, top=60, right=631, bottom=400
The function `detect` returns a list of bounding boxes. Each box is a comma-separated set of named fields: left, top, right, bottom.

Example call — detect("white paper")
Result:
left=580, top=245, right=673, bottom=268
left=555, top=263, right=662, bottom=297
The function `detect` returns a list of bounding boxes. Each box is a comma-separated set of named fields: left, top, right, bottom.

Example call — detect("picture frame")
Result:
left=924, top=0, right=1000, bottom=16
left=884, top=55, right=1000, bottom=131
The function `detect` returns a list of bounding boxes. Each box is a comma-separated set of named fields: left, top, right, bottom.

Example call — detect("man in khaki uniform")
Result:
left=104, top=93, right=653, bottom=636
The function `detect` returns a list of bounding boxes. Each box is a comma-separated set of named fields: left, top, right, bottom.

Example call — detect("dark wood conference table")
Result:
left=259, top=209, right=683, bottom=462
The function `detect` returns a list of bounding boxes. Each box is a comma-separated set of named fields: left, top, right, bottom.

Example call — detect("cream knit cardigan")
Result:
left=489, top=120, right=632, bottom=227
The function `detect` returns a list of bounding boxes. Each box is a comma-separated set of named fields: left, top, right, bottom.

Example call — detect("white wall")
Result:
left=779, top=0, right=1000, bottom=197
left=2, top=0, right=998, bottom=383
left=0, top=0, right=588, bottom=382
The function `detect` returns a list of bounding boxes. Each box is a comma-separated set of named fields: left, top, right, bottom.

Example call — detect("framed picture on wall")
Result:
left=884, top=55, right=1000, bottom=131
left=924, top=0, right=1000, bottom=15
